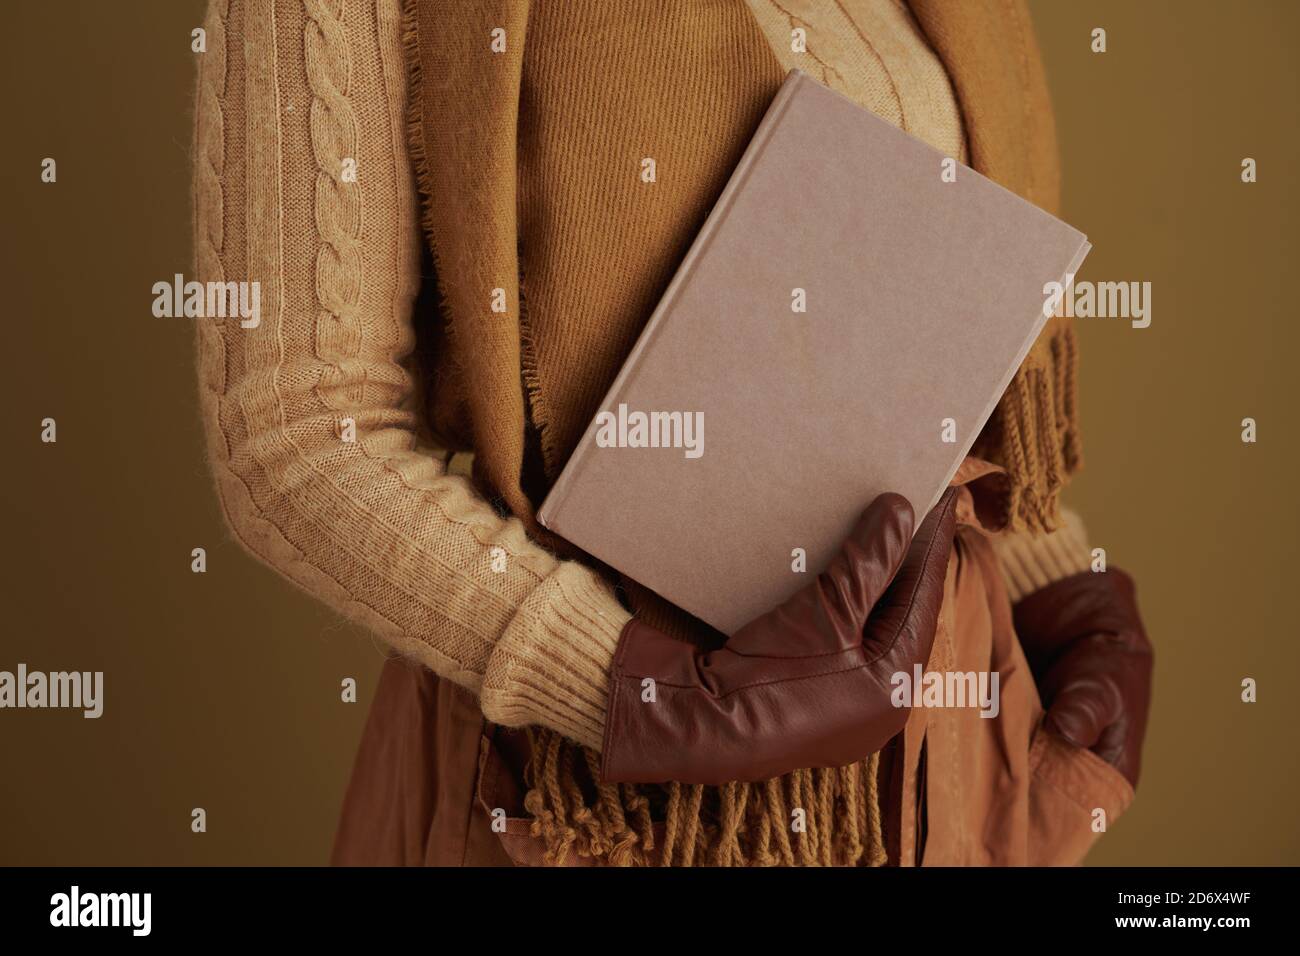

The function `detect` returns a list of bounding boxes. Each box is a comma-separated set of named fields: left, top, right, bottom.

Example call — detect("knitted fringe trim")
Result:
left=522, top=727, right=886, bottom=867
left=399, top=0, right=466, bottom=385
left=977, top=321, right=1083, bottom=533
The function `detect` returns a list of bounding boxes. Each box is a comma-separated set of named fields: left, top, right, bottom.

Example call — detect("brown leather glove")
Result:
left=600, top=489, right=959, bottom=785
left=1013, top=569, right=1153, bottom=788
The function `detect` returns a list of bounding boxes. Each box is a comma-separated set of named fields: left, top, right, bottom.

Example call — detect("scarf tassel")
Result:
left=524, top=727, right=886, bottom=867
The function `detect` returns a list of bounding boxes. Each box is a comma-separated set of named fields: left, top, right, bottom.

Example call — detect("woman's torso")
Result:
left=334, top=0, right=1119, bottom=868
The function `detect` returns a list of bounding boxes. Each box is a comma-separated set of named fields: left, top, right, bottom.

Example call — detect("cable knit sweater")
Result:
left=193, top=0, right=1089, bottom=755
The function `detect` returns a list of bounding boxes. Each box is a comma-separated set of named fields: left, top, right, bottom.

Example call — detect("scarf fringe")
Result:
left=524, top=727, right=886, bottom=867
left=400, top=0, right=446, bottom=315
left=975, top=319, right=1083, bottom=533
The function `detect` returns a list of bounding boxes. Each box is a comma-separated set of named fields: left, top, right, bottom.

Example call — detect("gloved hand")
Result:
left=600, top=489, right=959, bottom=785
left=1013, top=569, right=1153, bottom=788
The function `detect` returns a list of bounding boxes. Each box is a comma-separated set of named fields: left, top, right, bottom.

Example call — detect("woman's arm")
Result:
left=192, top=0, right=625, bottom=751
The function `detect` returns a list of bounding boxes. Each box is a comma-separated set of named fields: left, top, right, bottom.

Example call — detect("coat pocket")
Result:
left=474, top=728, right=546, bottom=866
left=1027, top=723, right=1135, bottom=866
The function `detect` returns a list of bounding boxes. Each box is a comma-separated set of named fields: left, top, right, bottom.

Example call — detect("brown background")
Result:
left=1, top=1, right=1295, bottom=865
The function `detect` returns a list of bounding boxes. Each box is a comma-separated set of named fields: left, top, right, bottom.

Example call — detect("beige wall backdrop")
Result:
left=0, top=1, right=1295, bottom=865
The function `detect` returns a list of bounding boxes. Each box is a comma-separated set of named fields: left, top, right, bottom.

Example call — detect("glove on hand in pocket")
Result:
left=1013, top=568, right=1153, bottom=788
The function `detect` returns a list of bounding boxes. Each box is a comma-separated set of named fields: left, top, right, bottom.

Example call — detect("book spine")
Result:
left=538, top=70, right=808, bottom=530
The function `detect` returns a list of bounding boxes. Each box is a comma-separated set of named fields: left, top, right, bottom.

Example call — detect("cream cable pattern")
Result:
left=305, top=0, right=365, bottom=411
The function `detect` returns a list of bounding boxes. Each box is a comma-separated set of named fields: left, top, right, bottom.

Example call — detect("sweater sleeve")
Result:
left=191, top=0, right=626, bottom=752
left=990, top=507, right=1094, bottom=605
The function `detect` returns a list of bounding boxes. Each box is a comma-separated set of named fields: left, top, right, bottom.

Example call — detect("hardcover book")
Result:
left=538, top=69, right=1091, bottom=635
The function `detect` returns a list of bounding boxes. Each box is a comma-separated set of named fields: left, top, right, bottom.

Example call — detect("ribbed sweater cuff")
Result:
left=481, top=561, right=630, bottom=752
left=992, top=507, right=1092, bottom=604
